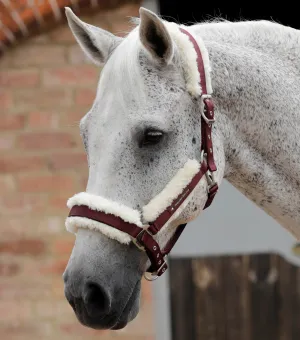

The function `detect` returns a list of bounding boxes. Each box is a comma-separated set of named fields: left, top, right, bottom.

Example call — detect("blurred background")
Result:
left=1, top=1, right=300, bottom=340
left=0, top=1, right=152, bottom=339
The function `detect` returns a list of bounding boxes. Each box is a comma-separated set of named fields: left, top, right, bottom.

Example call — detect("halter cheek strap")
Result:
left=66, top=28, right=218, bottom=280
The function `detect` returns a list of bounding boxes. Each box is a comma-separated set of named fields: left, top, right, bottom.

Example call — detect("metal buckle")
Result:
left=144, top=256, right=168, bottom=281
left=200, top=94, right=215, bottom=125
left=200, top=151, right=217, bottom=192
left=132, top=228, right=152, bottom=252
left=144, top=272, right=159, bottom=281
left=205, top=171, right=217, bottom=191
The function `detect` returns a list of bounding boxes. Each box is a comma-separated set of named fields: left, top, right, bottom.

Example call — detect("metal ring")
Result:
left=144, top=272, right=159, bottom=281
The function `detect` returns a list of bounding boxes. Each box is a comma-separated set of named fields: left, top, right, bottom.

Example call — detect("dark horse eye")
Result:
left=140, top=129, right=164, bottom=147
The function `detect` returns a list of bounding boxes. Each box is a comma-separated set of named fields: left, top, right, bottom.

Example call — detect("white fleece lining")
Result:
left=142, top=159, right=201, bottom=222
left=67, top=192, right=143, bottom=227
left=65, top=159, right=201, bottom=243
left=166, top=22, right=213, bottom=96
left=66, top=216, right=132, bottom=244
left=66, top=192, right=143, bottom=243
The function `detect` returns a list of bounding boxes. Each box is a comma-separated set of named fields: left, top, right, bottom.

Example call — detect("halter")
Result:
left=66, top=28, right=218, bottom=280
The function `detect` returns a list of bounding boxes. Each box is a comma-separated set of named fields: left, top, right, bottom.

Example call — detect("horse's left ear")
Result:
left=65, top=7, right=122, bottom=66
left=139, top=7, right=174, bottom=64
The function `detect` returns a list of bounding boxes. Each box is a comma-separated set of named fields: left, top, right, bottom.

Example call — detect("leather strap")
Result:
left=179, top=28, right=207, bottom=93
left=69, top=205, right=142, bottom=238
left=202, top=99, right=217, bottom=172
left=147, top=161, right=208, bottom=235
left=179, top=27, right=217, bottom=173
left=67, top=28, right=219, bottom=278
left=68, top=161, right=209, bottom=277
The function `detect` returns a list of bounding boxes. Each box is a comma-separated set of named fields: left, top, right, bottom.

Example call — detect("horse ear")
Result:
left=65, top=7, right=122, bottom=66
left=139, top=7, right=174, bottom=64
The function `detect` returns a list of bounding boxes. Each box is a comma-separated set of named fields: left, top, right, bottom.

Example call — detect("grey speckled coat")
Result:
left=62, top=7, right=300, bottom=331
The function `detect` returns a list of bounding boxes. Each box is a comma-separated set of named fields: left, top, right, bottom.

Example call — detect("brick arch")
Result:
left=0, top=0, right=141, bottom=53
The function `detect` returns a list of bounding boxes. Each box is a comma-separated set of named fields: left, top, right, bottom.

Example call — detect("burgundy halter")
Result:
left=68, top=28, right=218, bottom=280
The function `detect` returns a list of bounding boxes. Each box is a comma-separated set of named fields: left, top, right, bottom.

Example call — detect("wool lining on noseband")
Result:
left=65, top=27, right=218, bottom=280
left=142, top=159, right=200, bottom=222
left=66, top=160, right=203, bottom=245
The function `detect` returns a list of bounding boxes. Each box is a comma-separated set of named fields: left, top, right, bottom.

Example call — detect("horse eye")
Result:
left=140, top=130, right=164, bottom=147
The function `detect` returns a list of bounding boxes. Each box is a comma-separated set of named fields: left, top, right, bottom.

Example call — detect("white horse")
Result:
left=63, top=6, right=300, bottom=330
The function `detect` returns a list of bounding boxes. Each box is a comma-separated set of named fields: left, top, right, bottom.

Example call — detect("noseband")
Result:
left=67, top=28, right=218, bottom=280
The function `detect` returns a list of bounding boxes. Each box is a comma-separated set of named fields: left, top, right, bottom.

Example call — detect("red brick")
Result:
left=120, top=307, right=155, bottom=337
left=0, top=239, right=45, bottom=255
left=107, top=4, right=139, bottom=37
left=111, top=19, right=136, bottom=37
left=0, top=155, right=46, bottom=173
left=75, top=88, right=96, bottom=106
left=0, top=91, right=12, bottom=109
left=49, top=25, right=77, bottom=43
left=1, top=215, right=64, bottom=238
left=53, top=239, right=74, bottom=255
left=49, top=277, right=65, bottom=298
left=0, top=215, right=33, bottom=240
left=13, top=89, right=71, bottom=110
left=44, top=216, right=66, bottom=235
left=68, top=45, right=93, bottom=65
left=0, top=114, right=25, bottom=130
left=35, top=300, right=74, bottom=320
left=40, top=258, right=68, bottom=275
left=0, top=281, right=50, bottom=300
left=88, top=12, right=112, bottom=29
left=0, top=262, right=20, bottom=276
left=106, top=3, right=140, bottom=18
left=29, top=34, right=49, bottom=44
left=0, top=69, right=39, bottom=88
left=62, top=109, right=85, bottom=125
left=0, top=323, right=48, bottom=339
left=18, top=132, right=76, bottom=150
left=27, top=111, right=59, bottom=129
left=48, top=152, right=87, bottom=170
left=12, top=45, right=66, bottom=66
left=59, top=322, right=108, bottom=336
left=17, top=174, right=76, bottom=193
left=141, top=281, right=153, bottom=305
left=0, top=301, right=31, bottom=323
left=80, top=174, right=89, bottom=191
left=0, top=175, right=16, bottom=193
left=0, top=7, right=154, bottom=338
left=0, top=53, right=11, bottom=67
left=0, top=135, right=15, bottom=150
left=49, top=193, right=70, bottom=212
left=43, top=65, right=99, bottom=86
left=111, top=336, right=154, bottom=340
left=0, top=194, right=46, bottom=215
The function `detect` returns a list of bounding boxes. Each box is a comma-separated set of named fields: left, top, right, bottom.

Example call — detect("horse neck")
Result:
left=192, top=21, right=300, bottom=237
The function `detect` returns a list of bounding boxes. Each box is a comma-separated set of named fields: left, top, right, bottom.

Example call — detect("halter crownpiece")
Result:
left=65, top=27, right=218, bottom=280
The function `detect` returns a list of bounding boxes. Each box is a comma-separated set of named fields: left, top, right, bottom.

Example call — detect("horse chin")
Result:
left=73, top=280, right=140, bottom=330
left=110, top=283, right=140, bottom=330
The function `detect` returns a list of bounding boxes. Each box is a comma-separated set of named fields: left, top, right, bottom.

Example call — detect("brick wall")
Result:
left=0, top=4, right=154, bottom=340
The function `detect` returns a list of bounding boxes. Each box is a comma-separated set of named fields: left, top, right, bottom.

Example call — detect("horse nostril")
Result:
left=84, top=282, right=111, bottom=317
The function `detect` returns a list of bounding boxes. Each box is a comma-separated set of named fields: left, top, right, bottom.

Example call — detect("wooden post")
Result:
left=169, top=253, right=300, bottom=340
